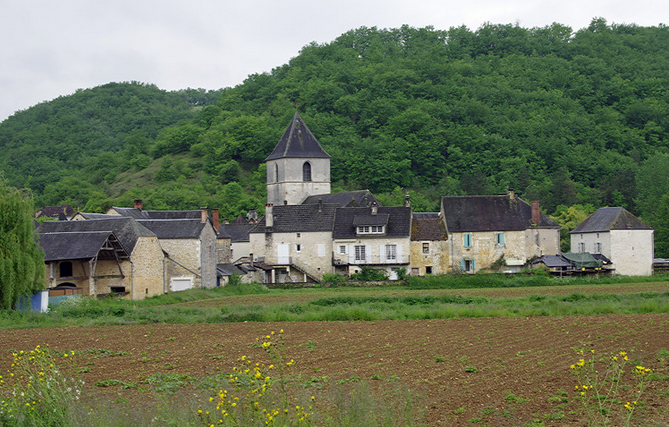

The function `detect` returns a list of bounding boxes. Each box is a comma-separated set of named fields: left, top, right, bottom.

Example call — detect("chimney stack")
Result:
left=134, top=199, right=143, bottom=210
left=508, top=188, right=514, bottom=200
left=531, top=201, right=541, bottom=224
left=200, top=207, right=208, bottom=224
left=405, top=194, right=411, bottom=208
left=265, top=203, right=274, bottom=228
left=212, top=209, right=220, bottom=233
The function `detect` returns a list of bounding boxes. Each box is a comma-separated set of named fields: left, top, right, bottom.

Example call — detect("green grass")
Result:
left=0, top=277, right=666, bottom=329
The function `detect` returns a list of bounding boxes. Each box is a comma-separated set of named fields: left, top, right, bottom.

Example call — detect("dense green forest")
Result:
left=0, top=19, right=667, bottom=256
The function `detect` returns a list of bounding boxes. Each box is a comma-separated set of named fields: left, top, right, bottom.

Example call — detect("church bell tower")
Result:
left=265, top=112, right=331, bottom=206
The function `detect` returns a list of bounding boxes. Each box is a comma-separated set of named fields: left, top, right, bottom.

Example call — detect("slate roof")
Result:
left=36, top=205, right=75, bottom=220
left=110, top=207, right=203, bottom=220
left=411, top=215, right=447, bottom=241
left=441, top=195, right=559, bottom=233
left=333, top=206, right=412, bottom=239
left=302, top=190, right=380, bottom=208
left=221, top=223, right=254, bottom=243
left=265, top=112, right=331, bottom=161
left=251, top=204, right=338, bottom=233
left=37, top=217, right=154, bottom=255
left=570, top=207, right=652, bottom=234
left=216, top=263, right=251, bottom=277
left=136, top=219, right=207, bottom=239
left=39, top=231, right=128, bottom=262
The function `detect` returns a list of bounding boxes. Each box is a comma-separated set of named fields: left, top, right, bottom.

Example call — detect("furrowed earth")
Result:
left=0, top=310, right=667, bottom=425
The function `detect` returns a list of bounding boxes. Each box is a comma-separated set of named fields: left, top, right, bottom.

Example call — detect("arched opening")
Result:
left=275, top=164, right=279, bottom=183
left=303, top=162, right=312, bottom=182
left=59, top=261, right=73, bottom=277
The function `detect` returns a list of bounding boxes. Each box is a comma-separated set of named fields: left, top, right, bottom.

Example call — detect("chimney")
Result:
left=265, top=203, right=274, bottom=228
left=134, top=199, right=143, bottom=210
left=531, top=201, right=541, bottom=224
left=249, top=253, right=254, bottom=267
left=200, top=207, right=208, bottom=224
left=405, top=194, right=411, bottom=208
left=371, top=201, right=378, bottom=215
left=212, top=209, right=220, bottom=233
left=508, top=188, right=514, bottom=200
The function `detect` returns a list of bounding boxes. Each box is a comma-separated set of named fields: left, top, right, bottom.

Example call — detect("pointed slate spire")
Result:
left=265, top=112, right=331, bottom=161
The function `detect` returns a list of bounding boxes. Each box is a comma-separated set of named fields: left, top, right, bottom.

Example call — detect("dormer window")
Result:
left=358, top=225, right=384, bottom=234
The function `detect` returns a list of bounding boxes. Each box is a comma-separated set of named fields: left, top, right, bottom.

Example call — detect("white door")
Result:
left=277, top=244, right=290, bottom=264
left=389, top=269, right=398, bottom=281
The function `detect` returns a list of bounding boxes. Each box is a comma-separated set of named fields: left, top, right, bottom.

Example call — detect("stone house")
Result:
left=442, top=192, right=561, bottom=273
left=332, top=203, right=412, bottom=280
left=570, top=207, right=654, bottom=276
left=220, top=216, right=254, bottom=263
left=410, top=212, right=449, bottom=276
left=249, top=202, right=339, bottom=283
left=37, top=217, right=165, bottom=300
left=136, top=218, right=218, bottom=290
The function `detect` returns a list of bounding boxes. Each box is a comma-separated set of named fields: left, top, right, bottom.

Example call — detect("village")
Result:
left=34, top=112, right=656, bottom=304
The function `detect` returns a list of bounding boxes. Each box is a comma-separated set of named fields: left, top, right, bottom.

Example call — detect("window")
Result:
left=461, top=258, right=475, bottom=273
left=422, top=242, right=429, bottom=254
left=303, top=162, right=312, bottom=181
left=296, top=244, right=301, bottom=252
left=355, top=245, right=366, bottom=261
left=411, top=268, right=419, bottom=276
left=357, top=225, right=384, bottom=234
left=385, top=244, right=397, bottom=261
left=296, top=233, right=301, bottom=238
left=275, top=164, right=279, bottom=182
left=425, top=266, right=432, bottom=274
left=60, top=262, right=73, bottom=277
left=594, top=242, right=602, bottom=253
left=578, top=242, right=586, bottom=253
left=496, top=233, right=505, bottom=245
left=339, top=245, right=347, bottom=254
left=463, top=233, right=473, bottom=248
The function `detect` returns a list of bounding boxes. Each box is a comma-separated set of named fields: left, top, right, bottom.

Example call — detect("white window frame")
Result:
left=357, top=225, right=384, bottom=234
left=385, top=244, right=397, bottom=261
left=339, top=245, right=347, bottom=254
left=355, top=245, right=366, bottom=261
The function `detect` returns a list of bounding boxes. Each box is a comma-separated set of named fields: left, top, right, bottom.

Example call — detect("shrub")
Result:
left=350, top=267, right=388, bottom=281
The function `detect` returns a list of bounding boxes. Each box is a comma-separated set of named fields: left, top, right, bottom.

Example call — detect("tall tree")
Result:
left=0, top=180, right=44, bottom=309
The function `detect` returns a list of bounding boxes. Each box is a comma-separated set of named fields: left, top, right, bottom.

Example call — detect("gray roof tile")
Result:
left=570, top=207, right=652, bottom=233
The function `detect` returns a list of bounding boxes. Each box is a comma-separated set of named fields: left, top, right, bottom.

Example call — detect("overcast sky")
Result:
left=1, top=0, right=667, bottom=122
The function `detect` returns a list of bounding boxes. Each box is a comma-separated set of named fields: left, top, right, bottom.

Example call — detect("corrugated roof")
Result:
left=302, top=190, right=380, bottom=207
left=265, top=112, right=331, bottom=161
left=442, top=195, right=558, bottom=232
left=333, top=206, right=412, bottom=239
left=570, top=207, right=652, bottom=234
left=411, top=216, right=447, bottom=241
left=251, top=204, right=338, bottom=233
left=137, top=219, right=207, bottom=239
left=38, top=217, right=153, bottom=255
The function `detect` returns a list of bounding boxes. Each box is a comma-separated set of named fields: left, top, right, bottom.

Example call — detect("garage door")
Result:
left=170, top=277, right=193, bottom=292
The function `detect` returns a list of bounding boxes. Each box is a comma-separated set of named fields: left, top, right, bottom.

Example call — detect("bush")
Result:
left=322, top=273, right=347, bottom=286
left=350, top=267, right=388, bottom=281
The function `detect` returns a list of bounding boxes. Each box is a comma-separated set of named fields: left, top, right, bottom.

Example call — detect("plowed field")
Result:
left=0, top=313, right=667, bottom=426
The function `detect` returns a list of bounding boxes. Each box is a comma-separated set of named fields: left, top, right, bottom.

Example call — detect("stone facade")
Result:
left=410, top=239, right=450, bottom=275
left=332, top=236, right=410, bottom=279
left=266, top=157, right=331, bottom=206
left=571, top=229, right=654, bottom=276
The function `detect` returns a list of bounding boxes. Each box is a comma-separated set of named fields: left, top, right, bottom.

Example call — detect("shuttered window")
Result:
left=463, top=233, right=473, bottom=248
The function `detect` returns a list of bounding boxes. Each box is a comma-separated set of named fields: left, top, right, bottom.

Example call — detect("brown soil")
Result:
left=0, top=313, right=667, bottom=426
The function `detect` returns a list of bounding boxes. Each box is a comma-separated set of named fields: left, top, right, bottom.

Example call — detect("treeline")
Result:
left=0, top=19, right=667, bottom=255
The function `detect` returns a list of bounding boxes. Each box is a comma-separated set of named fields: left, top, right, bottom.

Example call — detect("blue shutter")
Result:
left=472, top=259, right=476, bottom=272
left=460, top=258, right=466, bottom=271
left=463, top=234, right=472, bottom=248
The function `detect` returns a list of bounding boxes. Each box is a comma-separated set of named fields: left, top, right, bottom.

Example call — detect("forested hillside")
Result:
left=1, top=19, right=667, bottom=255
